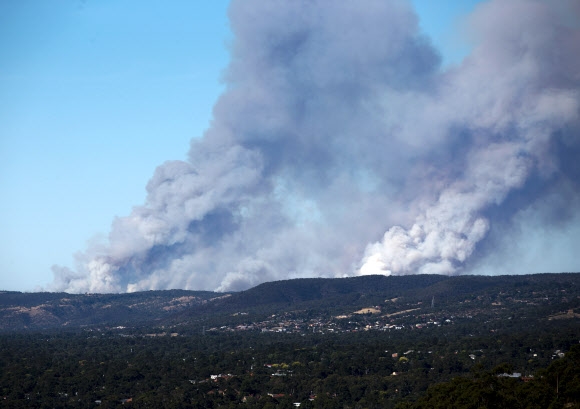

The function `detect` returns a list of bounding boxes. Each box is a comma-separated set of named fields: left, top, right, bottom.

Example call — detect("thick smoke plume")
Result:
left=53, top=0, right=580, bottom=293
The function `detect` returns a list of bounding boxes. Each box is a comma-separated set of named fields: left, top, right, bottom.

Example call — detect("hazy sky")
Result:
left=5, top=0, right=577, bottom=293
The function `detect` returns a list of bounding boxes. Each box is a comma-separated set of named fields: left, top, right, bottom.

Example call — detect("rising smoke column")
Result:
left=359, top=0, right=580, bottom=276
left=52, top=0, right=580, bottom=293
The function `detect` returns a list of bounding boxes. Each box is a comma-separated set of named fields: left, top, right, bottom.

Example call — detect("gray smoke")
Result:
left=52, top=0, right=580, bottom=293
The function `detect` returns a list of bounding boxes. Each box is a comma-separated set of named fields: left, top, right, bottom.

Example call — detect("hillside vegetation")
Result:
left=1, top=273, right=579, bottom=408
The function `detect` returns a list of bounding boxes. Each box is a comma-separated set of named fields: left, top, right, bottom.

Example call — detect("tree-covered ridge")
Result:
left=2, top=273, right=579, bottom=332
left=1, top=273, right=579, bottom=407
left=0, top=289, right=221, bottom=331
left=217, top=275, right=450, bottom=308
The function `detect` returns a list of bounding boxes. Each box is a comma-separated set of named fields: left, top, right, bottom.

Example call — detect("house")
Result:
left=498, top=372, right=522, bottom=378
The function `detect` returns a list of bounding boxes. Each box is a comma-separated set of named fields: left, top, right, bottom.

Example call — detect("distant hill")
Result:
left=204, top=274, right=449, bottom=312
left=1, top=273, right=579, bottom=331
left=0, top=289, right=220, bottom=331
left=195, top=272, right=580, bottom=313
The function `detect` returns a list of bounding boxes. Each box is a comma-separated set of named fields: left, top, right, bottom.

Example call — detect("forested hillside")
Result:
left=1, top=273, right=579, bottom=407
left=0, top=289, right=221, bottom=331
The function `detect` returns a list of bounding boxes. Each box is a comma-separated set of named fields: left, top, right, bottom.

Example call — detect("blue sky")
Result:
left=0, top=0, right=483, bottom=292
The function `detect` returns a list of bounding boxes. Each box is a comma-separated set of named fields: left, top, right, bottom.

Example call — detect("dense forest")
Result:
left=1, top=273, right=579, bottom=407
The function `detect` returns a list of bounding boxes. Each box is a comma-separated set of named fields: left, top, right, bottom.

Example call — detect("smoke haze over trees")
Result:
left=52, top=0, right=580, bottom=293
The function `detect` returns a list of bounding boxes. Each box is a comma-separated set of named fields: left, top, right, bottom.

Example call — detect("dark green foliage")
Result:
left=219, top=274, right=450, bottom=309
left=406, top=345, right=580, bottom=409
left=1, top=325, right=579, bottom=408
left=1, top=273, right=579, bottom=407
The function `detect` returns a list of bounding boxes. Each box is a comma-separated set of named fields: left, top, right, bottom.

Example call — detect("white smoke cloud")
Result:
left=52, top=0, right=580, bottom=293
left=359, top=0, right=580, bottom=276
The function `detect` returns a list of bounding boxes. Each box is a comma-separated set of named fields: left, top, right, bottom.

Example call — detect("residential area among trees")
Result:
left=1, top=273, right=579, bottom=408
